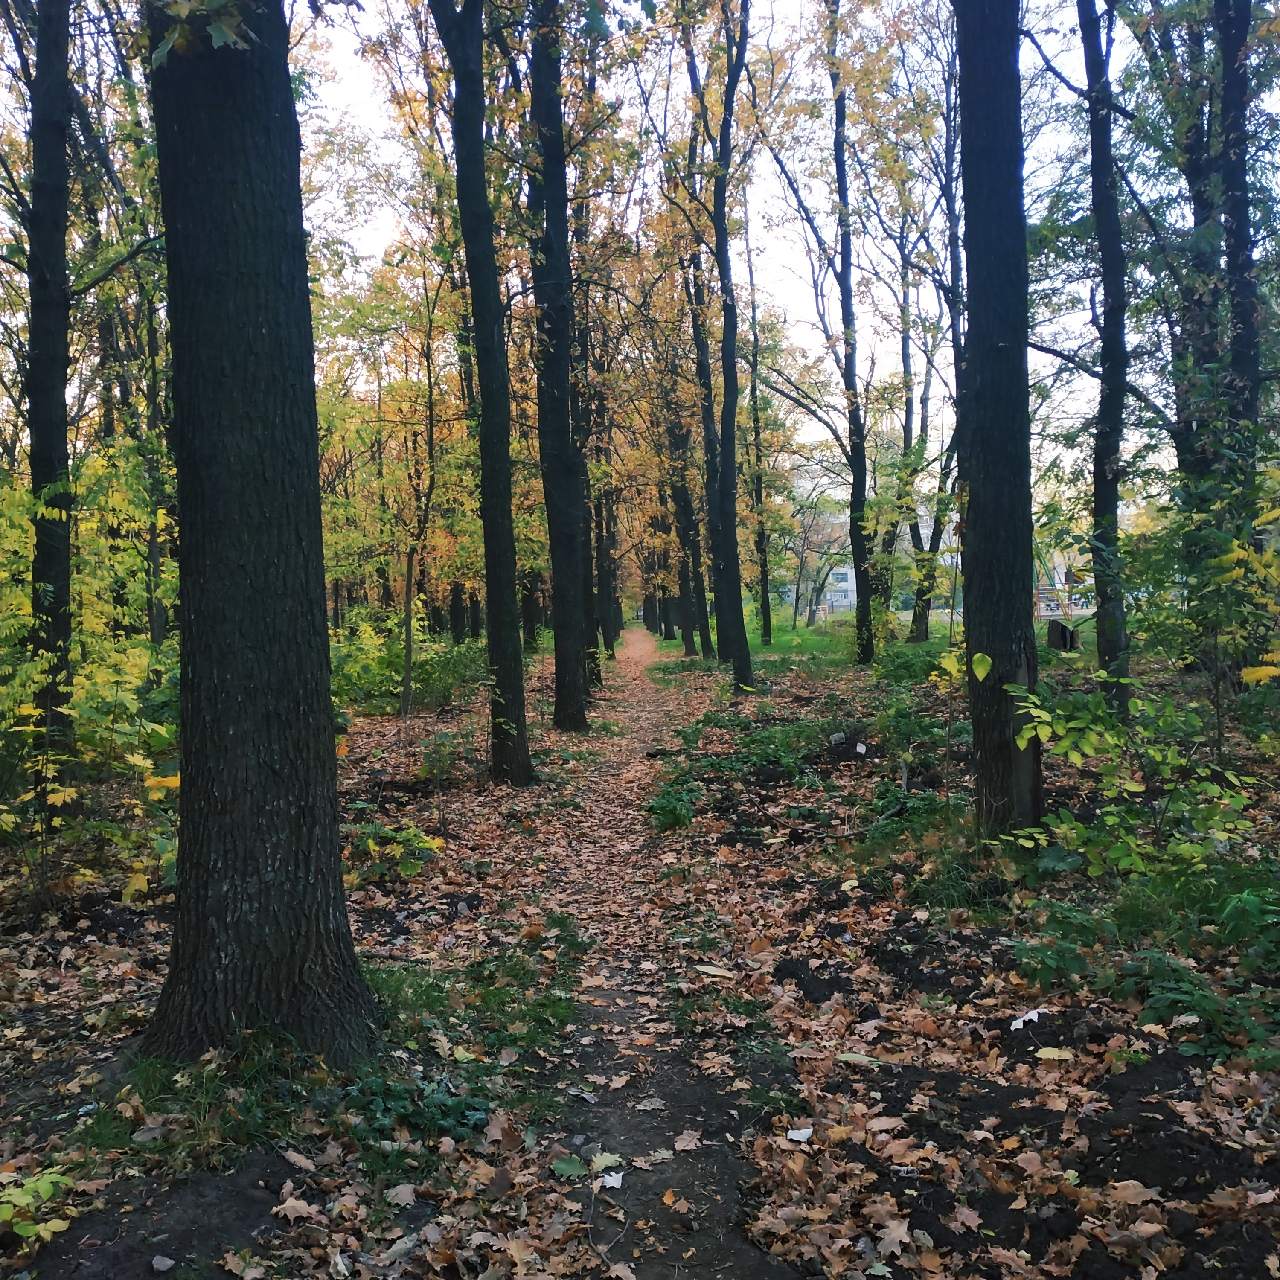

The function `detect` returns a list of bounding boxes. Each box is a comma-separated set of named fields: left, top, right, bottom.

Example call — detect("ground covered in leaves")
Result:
left=3, top=628, right=1278, bottom=1279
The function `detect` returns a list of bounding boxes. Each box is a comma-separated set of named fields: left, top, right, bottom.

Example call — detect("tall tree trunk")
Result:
left=660, top=594, right=677, bottom=642
left=828, top=0, right=873, bottom=664
left=400, top=545, right=417, bottom=716
left=429, top=0, right=532, bottom=783
left=141, top=0, right=376, bottom=1062
left=807, top=563, right=834, bottom=627
left=529, top=0, right=588, bottom=729
left=908, top=504, right=948, bottom=642
left=909, top=19, right=964, bottom=644
left=909, top=443, right=953, bottom=643
left=684, top=254, right=723, bottom=650
left=707, top=0, right=754, bottom=691
left=568, top=67, right=604, bottom=679
left=26, top=0, right=73, bottom=756
left=791, top=543, right=807, bottom=631
left=593, top=440, right=619, bottom=658
left=1078, top=0, right=1130, bottom=707
left=520, top=572, right=541, bottom=650
left=450, top=579, right=468, bottom=643
left=468, top=591, right=483, bottom=640
left=744, top=205, right=771, bottom=646
left=674, top=546, right=697, bottom=656
left=664, top=396, right=714, bottom=660
left=1214, top=0, right=1260, bottom=533
left=954, top=0, right=1043, bottom=835
left=142, top=293, right=169, bottom=655
left=581, top=459, right=602, bottom=686
left=642, top=591, right=659, bottom=634
left=874, top=231, right=919, bottom=613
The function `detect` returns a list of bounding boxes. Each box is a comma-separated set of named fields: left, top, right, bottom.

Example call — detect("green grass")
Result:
left=72, top=1034, right=329, bottom=1170
left=68, top=913, right=590, bottom=1180
left=364, top=909, right=588, bottom=1113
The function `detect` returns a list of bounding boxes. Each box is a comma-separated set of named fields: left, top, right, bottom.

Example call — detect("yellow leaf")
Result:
left=1242, top=666, right=1280, bottom=685
left=122, top=872, right=149, bottom=904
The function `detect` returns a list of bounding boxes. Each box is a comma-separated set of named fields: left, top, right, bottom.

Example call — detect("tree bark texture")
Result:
left=954, top=0, right=1043, bottom=834
left=142, top=0, right=376, bottom=1062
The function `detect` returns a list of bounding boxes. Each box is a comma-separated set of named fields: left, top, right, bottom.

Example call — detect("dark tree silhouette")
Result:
left=141, top=0, right=376, bottom=1062
left=529, top=0, right=588, bottom=729
left=1078, top=0, right=1130, bottom=706
left=26, top=0, right=73, bottom=756
left=954, top=0, right=1043, bottom=833
left=428, top=0, right=533, bottom=783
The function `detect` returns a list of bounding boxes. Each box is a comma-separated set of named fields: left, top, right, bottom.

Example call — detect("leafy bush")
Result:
left=873, top=638, right=948, bottom=687
left=330, top=611, right=487, bottom=714
left=342, top=821, right=441, bottom=886
left=0, top=1165, right=74, bottom=1252
left=1013, top=686, right=1252, bottom=876
left=863, top=781, right=954, bottom=847
left=649, top=778, right=701, bottom=831
left=874, top=690, right=946, bottom=765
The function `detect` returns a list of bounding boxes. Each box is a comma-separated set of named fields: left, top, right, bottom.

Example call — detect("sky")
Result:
left=301, top=1, right=1109, bottom=484
left=305, top=1, right=862, bottom=364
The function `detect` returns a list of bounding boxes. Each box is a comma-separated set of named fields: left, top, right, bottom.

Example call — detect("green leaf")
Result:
left=209, top=19, right=246, bottom=49
left=971, top=652, right=992, bottom=682
left=151, top=26, right=178, bottom=67
left=551, top=1155, right=589, bottom=1178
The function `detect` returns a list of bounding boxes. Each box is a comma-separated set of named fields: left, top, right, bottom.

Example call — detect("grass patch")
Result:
left=66, top=914, right=589, bottom=1184
left=365, top=909, right=588, bottom=1115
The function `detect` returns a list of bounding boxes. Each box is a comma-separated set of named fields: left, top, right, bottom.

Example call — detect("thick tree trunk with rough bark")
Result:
left=27, top=0, right=73, bottom=754
left=429, top=0, right=532, bottom=783
left=141, top=0, right=376, bottom=1063
left=954, top=0, right=1043, bottom=835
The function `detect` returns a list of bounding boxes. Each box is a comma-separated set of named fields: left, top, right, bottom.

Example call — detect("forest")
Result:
left=1, top=0, right=1279, bottom=1276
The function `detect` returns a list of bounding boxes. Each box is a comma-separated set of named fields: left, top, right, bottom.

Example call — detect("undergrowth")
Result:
left=64, top=912, right=589, bottom=1186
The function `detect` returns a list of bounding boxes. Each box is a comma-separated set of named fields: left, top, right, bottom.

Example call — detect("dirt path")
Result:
left=509, top=629, right=801, bottom=1277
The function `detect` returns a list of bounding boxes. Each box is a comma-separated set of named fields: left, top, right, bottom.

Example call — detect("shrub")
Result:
left=649, top=778, right=701, bottom=831
left=873, top=638, right=948, bottom=687
left=1012, top=686, right=1252, bottom=876
left=330, top=610, right=488, bottom=715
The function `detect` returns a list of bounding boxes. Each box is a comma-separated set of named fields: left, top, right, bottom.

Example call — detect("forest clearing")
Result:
left=2, top=0, right=1280, bottom=1275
